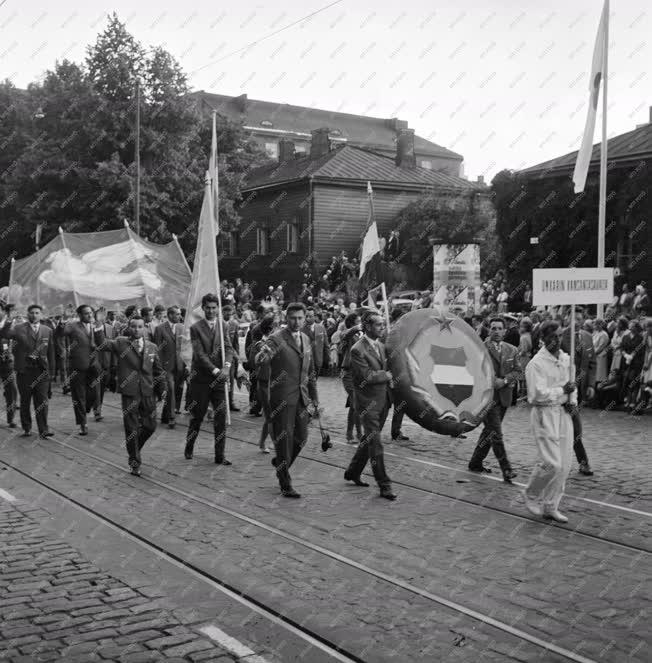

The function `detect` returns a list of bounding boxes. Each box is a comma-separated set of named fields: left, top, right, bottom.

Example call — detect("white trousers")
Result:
left=524, top=405, right=573, bottom=512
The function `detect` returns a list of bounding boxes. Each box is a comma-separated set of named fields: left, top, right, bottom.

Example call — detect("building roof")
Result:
left=241, top=144, right=477, bottom=192
left=521, top=122, right=652, bottom=176
left=191, top=91, right=463, bottom=161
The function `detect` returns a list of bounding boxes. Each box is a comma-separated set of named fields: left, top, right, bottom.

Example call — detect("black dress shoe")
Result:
left=468, top=465, right=492, bottom=474
left=271, top=457, right=278, bottom=467
left=578, top=462, right=594, bottom=476
left=502, top=469, right=517, bottom=484
left=8, top=422, right=16, bottom=429
left=392, top=433, right=410, bottom=441
left=248, top=408, right=261, bottom=416
left=21, top=430, right=32, bottom=437
left=130, top=466, right=141, bottom=477
left=215, top=459, right=232, bottom=466
left=42, top=430, right=55, bottom=438
left=281, top=488, right=301, bottom=498
left=229, top=405, right=241, bottom=412
left=168, top=422, right=176, bottom=429
left=79, top=425, right=88, bottom=436
left=380, top=488, right=397, bottom=501
left=94, top=415, right=104, bottom=422
left=184, top=446, right=193, bottom=459
left=343, top=470, right=370, bottom=487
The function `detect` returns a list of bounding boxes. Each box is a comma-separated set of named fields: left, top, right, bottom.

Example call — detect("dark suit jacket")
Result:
left=8, top=322, right=55, bottom=376
left=153, top=321, right=184, bottom=375
left=225, top=318, right=240, bottom=356
left=189, top=319, right=236, bottom=386
left=95, top=323, right=116, bottom=371
left=0, top=319, right=14, bottom=370
left=256, top=328, right=318, bottom=408
left=350, top=336, right=392, bottom=414
left=561, top=328, right=596, bottom=399
left=485, top=339, right=521, bottom=408
left=64, top=321, right=102, bottom=372
left=99, top=335, right=165, bottom=398
left=304, top=323, right=329, bottom=373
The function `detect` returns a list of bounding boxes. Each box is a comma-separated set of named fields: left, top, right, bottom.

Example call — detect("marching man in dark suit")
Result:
left=0, top=305, right=18, bottom=428
left=343, top=311, right=397, bottom=500
left=64, top=305, right=102, bottom=436
left=468, top=316, right=520, bottom=483
left=304, top=307, right=329, bottom=379
left=255, top=302, right=320, bottom=498
left=93, top=307, right=116, bottom=422
left=8, top=304, right=55, bottom=439
left=184, top=293, right=236, bottom=465
left=153, top=306, right=185, bottom=429
left=222, top=305, right=241, bottom=411
left=94, top=315, right=166, bottom=476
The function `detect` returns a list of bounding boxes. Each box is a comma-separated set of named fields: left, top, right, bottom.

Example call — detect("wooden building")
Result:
left=218, top=128, right=485, bottom=297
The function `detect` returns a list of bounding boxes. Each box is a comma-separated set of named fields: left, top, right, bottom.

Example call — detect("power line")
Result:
left=191, top=0, right=344, bottom=74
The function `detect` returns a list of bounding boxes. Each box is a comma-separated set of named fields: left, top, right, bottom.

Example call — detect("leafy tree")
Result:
left=0, top=13, right=267, bottom=283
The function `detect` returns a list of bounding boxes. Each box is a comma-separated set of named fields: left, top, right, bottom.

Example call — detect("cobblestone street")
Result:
left=0, top=381, right=650, bottom=662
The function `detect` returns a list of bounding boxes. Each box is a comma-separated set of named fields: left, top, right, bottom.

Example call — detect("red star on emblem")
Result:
left=437, top=316, right=454, bottom=332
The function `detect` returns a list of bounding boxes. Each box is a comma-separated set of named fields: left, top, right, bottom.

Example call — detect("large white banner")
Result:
left=532, top=267, right=614, bottom=306
left=432, top=244, right=481, bottom=312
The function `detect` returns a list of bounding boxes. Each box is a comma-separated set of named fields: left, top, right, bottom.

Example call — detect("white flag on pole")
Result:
left=572, top=0, right=608, bottom=194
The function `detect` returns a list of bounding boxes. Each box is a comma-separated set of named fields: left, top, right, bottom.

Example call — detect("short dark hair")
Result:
left=540, top=320, right=560, bottom=339
left=129, top=315, right=144, bottom=324
left=286, top=302, right=306, bottom=315
left=201, top=293, right=220, bottom=307
left=124, top=305, right=137, bottom=318
left=222, top=305, right=234, bottom=313
left=344, top=312, right=360, bottom=329
left=167, top=306, right=180, bottom=316
left=362, top=310, right=382, bottom=330
left=489, top=316, right=505, bottom=327
left=140, top=307, right=152, bottom=316
left=259, top=316, right=275, bottom=336
left=27, top=304, right=42, bottom=312
left=76, top=304, right=92, bottom=316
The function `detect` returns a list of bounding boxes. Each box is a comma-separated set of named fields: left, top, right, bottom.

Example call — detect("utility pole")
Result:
left=135, top=80, right=141, bottom=236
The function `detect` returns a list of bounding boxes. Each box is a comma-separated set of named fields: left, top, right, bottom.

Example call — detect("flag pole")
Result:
left=596, top=0, right=609, bottom=319
left=365, top=182, right=390, bottom=327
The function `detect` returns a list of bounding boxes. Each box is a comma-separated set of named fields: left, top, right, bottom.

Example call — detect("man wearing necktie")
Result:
left=468, top=317, right=520, bottom=483
left=64, top=305, right=102, bottom=436
left=255, top=302, right=319, bottom=498
left=185, top=293, right=236, bottom=465
left=153, top=306, right=186, bottom=429
left=343, top=311, right=396, bottom=500
left=94, top=315, right=166, bottom=476
left=7, top=304, right=55, bottom=438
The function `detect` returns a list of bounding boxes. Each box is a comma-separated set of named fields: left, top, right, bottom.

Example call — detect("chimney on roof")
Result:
left=395, top=128, right=416, bottom=169
left=310, top=128, right=331, bottom=159
left=386, top=117, right=408, bottom=131
left=234, top=93, right=248, bottom=113
left=278, top=138, right=295, bottom=164
left=477, top=175, right=485, bottom=185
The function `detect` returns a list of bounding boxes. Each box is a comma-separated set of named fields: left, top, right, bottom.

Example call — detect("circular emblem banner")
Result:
left=386, top=309, right=494, bottom=436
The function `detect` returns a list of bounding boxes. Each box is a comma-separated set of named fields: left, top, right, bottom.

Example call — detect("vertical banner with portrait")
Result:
left=432, top=244, right=481, bottom=313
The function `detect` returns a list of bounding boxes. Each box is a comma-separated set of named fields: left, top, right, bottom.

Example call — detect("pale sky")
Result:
left=1, top=0, right=649, bottom=181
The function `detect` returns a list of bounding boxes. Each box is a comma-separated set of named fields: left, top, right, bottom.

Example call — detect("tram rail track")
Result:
left=0, top=437, right=603, bottom=663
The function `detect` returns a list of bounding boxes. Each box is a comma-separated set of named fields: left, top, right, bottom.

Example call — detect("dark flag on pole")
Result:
left=359, top=181, right=382, bottom=290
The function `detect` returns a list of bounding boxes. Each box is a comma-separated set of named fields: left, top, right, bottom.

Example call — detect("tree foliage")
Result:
left=0, top=13, right=266, bottom=282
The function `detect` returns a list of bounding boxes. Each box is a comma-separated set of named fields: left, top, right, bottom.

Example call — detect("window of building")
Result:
left=228, top=231, right=239, bottom=256
left=420, top=159, right=433, bottom=170
left=256, top=227, right=270, bottom=255
left=264, top=142, right=278, bottom=158
left=287, top=222, right=299, bottom=253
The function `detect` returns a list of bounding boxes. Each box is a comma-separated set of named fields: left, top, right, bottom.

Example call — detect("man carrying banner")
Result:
left=184, top=293, right=235, bottom=465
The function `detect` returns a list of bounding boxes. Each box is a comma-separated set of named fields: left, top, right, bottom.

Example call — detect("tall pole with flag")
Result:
left=572, top=0, right=609, bottom=317
left=181, top=114, right=230, bottom=423
left=359, top=182, right=390, bottom=328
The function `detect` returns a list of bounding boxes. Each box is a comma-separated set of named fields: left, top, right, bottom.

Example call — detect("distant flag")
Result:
left=209, top=111, right=219, bottom=235
left=572, top=0, right=608, bottom=194
left=180, top=174, right=222, bottom=365
left=358, top=182, right=382, bottom=288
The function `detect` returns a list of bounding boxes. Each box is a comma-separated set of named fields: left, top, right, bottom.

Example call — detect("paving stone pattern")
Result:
left=0, top=500, right=234, bottom=663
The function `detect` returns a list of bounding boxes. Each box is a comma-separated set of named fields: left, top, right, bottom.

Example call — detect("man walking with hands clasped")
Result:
left=343, top=311, right=396, bottom=500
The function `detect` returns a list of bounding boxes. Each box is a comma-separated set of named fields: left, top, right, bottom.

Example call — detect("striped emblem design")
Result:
left=429, top=345, right=474, bottom=407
